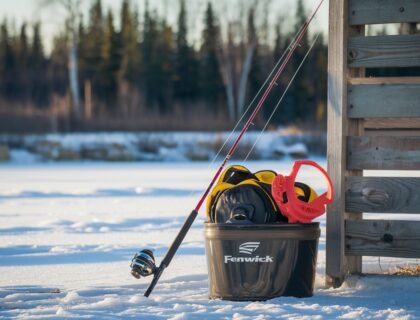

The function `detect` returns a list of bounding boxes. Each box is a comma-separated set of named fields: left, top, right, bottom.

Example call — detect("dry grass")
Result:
left=387, top=265, right=420, bottom=276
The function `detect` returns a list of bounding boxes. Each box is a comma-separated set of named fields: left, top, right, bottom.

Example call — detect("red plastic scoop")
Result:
left=272, top=160, right=334, bottom=223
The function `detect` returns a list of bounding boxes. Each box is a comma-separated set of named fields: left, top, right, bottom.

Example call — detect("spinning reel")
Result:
left=130, top=249, right=157, bottom=279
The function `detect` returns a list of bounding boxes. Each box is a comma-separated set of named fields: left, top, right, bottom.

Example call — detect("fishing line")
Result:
left=242, top=33, right=320, bottom=163
left=192, top=23, right=311, bottom=201
left=194, top=0, right=324, bottom=212
left=187, top=22, right=309, bottom=202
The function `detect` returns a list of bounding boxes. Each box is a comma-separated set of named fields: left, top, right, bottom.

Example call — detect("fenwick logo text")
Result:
left=224, top=241, right=274, bottom=263
left=224, top=255, right=274, bottom=263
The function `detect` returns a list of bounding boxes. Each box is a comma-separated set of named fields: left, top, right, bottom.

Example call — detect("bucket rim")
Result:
left=204, top=221, right=320, bottom=228
left=204, top=222, right=320, bottom=240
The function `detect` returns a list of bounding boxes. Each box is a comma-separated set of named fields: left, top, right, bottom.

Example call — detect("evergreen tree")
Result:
left=142, top=3, right=157, bottom=106
left=267, top=20, right=285, bottom=124
left=29, top=22, right=48, bottom=106
left=247, top=7, right=262, bottom=108
left=273, top=20, right=283, bottom=62
left=294, top=0, right=308, bottom=46
left=310, top=34, right=327, bottom=127
left=77, top=17, right=87, bottom=94
left=30, top=23, right=44, bottom=66
left=173, top=0, right=198, bottom=101
left=17, top=23, right=29, bottom=102
left=101, top=10, right=121, bottom=109
left=156, top=21, right=174, bottom=112
left=120, top=0, right=140, bottom=85
left=199, top=2, right=223, bottom=109
left=49, top=33, right=69, bottom=97
left=85, top=0, right=104, bottom=98
left=18, top=24, right=29, bottom=63
left=292, top=0, right=310, bottom=122
left=142, top=4, right=173, bottom=113
left=0, top=21, right=18, bottom=100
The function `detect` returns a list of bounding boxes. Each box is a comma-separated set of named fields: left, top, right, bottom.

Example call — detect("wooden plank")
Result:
left=349, top=77, right=420, bottom=85
left=346, top=220, right=420, bottom=258
left=327, top=0, right=362, bottom=288
left=348, top=136, right=420, bottom=170
left=365, top=118, right=420, bottom=129
left=348, top=83, right=420, bottom=118
left=348, top=34, right=420, bottom=68
left=349, top=0, right=420, bottom=25
left=346, top=177, right=420, bottom=213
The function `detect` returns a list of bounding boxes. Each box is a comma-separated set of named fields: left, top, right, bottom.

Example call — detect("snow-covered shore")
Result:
left=0, top=131, right=325, bottom=163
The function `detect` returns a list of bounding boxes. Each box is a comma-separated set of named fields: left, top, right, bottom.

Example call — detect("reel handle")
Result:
left=273, top=160, right=334, bottom=223
left=288, top=160, right=333, bottom=205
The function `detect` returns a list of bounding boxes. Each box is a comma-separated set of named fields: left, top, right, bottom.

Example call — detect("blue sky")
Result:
left=1, top=0, right=328, bottom=53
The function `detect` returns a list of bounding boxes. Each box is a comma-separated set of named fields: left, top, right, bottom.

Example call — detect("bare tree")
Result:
left=236, top=38, right=256, bottom=118
left=41, top=0, right=82, bottom=117
left=218, top=22, right=236, bottom=121
left=216, top=0, right=259, bottom=122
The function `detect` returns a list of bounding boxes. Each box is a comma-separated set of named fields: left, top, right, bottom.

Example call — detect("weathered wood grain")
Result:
left=364, top=118, right=420, bottom=129
left=365, top=129, right=420, bottom=137
left=346, top=219, right=420, bottom=258
left=347, top=136, right=420, bottom=170
left=349, top=77, right=420, bottom=85
left=348, top=83, right=420, bottom=118
left=348, top=34, right=420, bottom=68
left=349, top=0, right=420, bottom=25
left=346, top=177, right=420, bottom=213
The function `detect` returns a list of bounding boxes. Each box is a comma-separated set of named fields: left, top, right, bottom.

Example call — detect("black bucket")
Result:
left=204, top=222, right=320, bottom=301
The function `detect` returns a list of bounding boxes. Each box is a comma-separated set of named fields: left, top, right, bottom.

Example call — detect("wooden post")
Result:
left=84, top=79, right=92, bottom=120
left=326, top=0, right=362, bottom=288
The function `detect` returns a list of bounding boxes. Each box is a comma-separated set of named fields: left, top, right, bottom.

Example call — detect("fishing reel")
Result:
left=130, top=249, right=157, bottom=279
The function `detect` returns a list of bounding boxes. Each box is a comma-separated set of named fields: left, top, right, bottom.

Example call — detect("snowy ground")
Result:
left=0, top=160, right=419, bottom=319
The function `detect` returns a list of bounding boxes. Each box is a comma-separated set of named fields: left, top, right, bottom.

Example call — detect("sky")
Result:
left=0, top=0, right=329, bottom=53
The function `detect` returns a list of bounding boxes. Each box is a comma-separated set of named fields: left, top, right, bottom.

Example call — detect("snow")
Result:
left=0, top=160, right=419, bottom=319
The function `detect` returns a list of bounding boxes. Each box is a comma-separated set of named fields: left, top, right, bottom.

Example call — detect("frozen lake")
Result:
left=0, top=161, right=419, bottom=319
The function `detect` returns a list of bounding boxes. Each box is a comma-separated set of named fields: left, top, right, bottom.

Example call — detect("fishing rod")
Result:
left=131, top=0, right=325, bottom=298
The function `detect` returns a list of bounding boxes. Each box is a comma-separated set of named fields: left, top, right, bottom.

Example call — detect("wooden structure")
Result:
left=327, top=0, right=420, bottom=287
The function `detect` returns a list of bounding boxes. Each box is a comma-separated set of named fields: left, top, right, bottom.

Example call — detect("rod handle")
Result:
left=161, top=210, right=198, bottom=267
left=144, top=265, right=164, bottom=297
left=144, top=209, right=198, bottom=297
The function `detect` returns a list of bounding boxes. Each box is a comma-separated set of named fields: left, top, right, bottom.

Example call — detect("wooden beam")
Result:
left=348, top=34, right=420, bottom=68
left=346, top=220, right=420, bottom=258
left=348, top=83, right=420, bottom=118
left=348, top=136, right=420, bottom=170
left=346, top=177, right=420, bottom=213
left=349, top=0, right=420, bottom=25
left=364, top=118, right=420, bottom=129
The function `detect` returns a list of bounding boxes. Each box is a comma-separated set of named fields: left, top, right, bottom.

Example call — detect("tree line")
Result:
left=0, top=0, right=328, bottom=130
